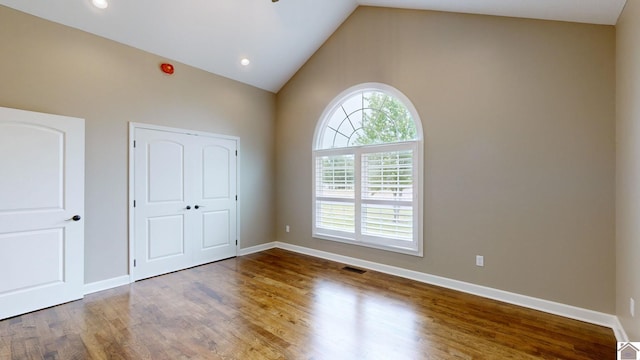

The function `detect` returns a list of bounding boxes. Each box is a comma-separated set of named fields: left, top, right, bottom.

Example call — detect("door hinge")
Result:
left=235, top=195, right=238, bottom=201
left=133, top=259, right=136, bottom=267
left=235, top=240, right=238, bottom=246
left=133, top=140, right=136, bottom=148
left=235, top=150, right=238, bottom=156
left=133, top=200, right=136, bottom=207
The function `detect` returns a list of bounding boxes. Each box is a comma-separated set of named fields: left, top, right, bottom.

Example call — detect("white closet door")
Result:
left=132, top=126, right=237, bottom=281
left=191, top=136, right=237, bottom=265
left=0, top=107, right=84, bottom=320
left=133, top=128, right=192, bottom=281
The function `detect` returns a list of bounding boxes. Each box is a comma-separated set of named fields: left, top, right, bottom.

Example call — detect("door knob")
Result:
left=68, top=215, right=81, bottom=221
left=194, top=205, right=203, bottom=209
left=185, top=206, right=191, bottom=210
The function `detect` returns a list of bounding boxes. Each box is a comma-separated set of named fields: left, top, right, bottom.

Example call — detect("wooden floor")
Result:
left=0, top=249, right=615, bottom=359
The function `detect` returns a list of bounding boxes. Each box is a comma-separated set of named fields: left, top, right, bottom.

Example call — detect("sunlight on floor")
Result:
left=311, top=280, right=427, bottom=359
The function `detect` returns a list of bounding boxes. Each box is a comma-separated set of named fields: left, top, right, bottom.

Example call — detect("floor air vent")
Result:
left=342, top=266, right=366, bottom=274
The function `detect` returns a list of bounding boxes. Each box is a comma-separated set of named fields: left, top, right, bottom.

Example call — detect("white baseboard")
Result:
left=81, top=244, right=278, bottom=296
left=80, top=241, right=627, bottom=341
left=270, top=241, right=627, bottom=341
left=238, top=242, right=278, bottom=256
left=613, top=316, right=629, bottom=342
left=84, top=275, right=131, bottom=295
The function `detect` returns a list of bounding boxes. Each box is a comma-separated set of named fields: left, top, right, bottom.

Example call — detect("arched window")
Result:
left=312, top=83, right=423, bottom=256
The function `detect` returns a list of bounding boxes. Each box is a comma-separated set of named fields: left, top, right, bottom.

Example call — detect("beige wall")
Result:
left=616, top=0, right=640, bottom=341
left=276, top=7, right=615, bottom=313
left=0, top=6, right=276, bottom=284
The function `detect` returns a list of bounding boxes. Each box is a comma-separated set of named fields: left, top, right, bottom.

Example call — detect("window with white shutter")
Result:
left=312, top=83, right=424, bottom=256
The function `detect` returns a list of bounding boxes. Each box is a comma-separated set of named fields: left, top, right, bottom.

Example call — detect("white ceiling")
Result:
left=0, top=0, right=627, bottom=93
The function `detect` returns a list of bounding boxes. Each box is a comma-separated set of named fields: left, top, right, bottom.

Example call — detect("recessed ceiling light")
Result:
left=240, top=58, right=250, bottom=66
left=92, top=0, right=108, bottom=9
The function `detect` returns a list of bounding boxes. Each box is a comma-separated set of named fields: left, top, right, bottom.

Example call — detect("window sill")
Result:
left=312, top=232, right=423, bottom=257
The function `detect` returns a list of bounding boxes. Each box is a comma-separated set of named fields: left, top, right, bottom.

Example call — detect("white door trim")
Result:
left=128, top=122, right=240, bottom=282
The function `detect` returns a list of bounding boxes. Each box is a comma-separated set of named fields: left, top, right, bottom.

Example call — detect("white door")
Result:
left=191, top=136, right=237, bottom=265
left=133, top=126, right=237, bottom=281
left=133, top=129, right=191, bottom=280
left=0, top=107, right=84, bottom=320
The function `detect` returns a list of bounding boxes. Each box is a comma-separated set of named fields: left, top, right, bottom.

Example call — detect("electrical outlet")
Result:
left=476, top=255, right=484, bottom=267
left=285, top=225, right=290, bottom=233
left=631, top=298, right=635, bottom=318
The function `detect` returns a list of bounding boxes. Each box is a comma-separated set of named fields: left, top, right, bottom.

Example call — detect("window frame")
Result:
left=312, top=83, right=424, bottom=256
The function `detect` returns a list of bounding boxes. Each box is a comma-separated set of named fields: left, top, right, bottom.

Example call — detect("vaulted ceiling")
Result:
left=0, top=0, right=627, bottom=93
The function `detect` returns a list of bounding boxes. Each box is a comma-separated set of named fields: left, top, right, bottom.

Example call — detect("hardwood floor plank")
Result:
left=0, top=248, right=616, bottom=359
